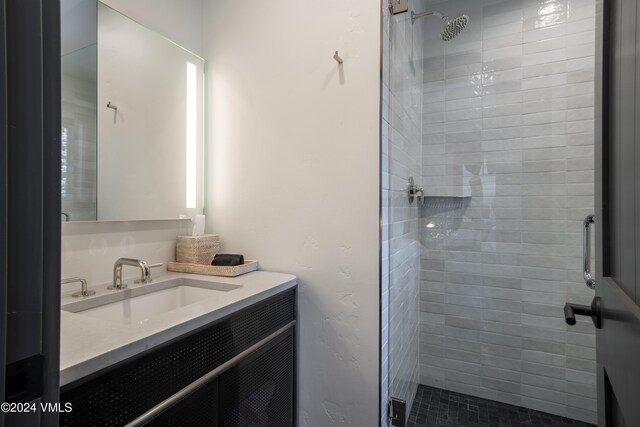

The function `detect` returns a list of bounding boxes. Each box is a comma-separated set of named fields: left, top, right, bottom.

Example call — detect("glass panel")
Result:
left=383, top=0, right=597, bottom=424
left=382, top=1, right=425, bottom=423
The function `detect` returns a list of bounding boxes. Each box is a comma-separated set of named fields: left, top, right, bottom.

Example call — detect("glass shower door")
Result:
left=382, top=0, right=598, bottom=425
left=382, top=1, right=425, bottom=424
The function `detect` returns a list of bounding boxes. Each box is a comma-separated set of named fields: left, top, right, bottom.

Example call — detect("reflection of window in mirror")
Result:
left=61, top=0, right=98, bottom=221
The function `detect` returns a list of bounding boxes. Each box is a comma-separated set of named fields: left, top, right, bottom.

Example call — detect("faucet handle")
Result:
left=134, top=262, right=164, bottom=284
left=62, top=277, right=96, bottom=298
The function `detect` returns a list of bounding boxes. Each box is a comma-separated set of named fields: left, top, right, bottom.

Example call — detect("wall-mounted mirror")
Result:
left=61, top=0, right=204, bottom=222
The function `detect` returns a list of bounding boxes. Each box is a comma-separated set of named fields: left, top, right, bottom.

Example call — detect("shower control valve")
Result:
left=407, top=177, right=425, bottom=206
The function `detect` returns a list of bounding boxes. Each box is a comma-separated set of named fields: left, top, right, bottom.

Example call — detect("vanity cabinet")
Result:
left=144, top=378, right=219, bottom=426
left=60, top=288, right=296, bottom=426
left=217, top=328, right=294, bottom=426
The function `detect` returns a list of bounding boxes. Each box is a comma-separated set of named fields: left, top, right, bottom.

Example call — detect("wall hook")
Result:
left=107, top=101, right=118, bottom=123
left=333, top=51, right=343, bottom=65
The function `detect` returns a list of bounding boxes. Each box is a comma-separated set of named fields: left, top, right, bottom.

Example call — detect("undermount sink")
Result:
left=63, top=281, right=241, bottom=325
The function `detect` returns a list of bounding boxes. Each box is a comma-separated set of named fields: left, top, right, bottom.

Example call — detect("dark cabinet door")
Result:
left=595, top=0, right=640, bottom=425
left=143, top=378, right=219, bottom=427
left=2, top=1, right=61, bottom=425
left=60, top=290, right=296, bottom=427
left=218, top=328, right=294, bottom=427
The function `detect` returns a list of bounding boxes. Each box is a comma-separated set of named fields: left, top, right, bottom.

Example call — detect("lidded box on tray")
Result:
left=175, top=234, right=221, bottom=265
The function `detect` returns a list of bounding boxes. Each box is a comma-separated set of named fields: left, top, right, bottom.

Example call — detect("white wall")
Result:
left=99, top=0, right=203, bottom=55
left=202, top=1, right=381, bottom=425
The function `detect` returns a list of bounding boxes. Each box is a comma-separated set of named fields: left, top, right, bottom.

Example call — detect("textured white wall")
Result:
left=202, top=1, right=381, bottom=425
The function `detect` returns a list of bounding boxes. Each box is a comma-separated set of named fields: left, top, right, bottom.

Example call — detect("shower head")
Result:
left=410, top=10, right=470, bottom=41
left=441, top=14, right=469, bottom=41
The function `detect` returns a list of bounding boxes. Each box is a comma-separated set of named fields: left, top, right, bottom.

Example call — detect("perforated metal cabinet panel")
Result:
left=143, top=378, right=218, bottom=427
left=60, top=288, right=296, bottom=427
left=218, top=328, right=294, bottom=427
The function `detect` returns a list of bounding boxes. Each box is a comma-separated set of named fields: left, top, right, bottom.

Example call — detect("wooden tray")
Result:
left=167, top=260, right=258, bottom=277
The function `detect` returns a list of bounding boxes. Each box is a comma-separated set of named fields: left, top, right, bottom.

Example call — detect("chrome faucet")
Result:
left=62, top=277, right=96, bottom=297
left=109, top=258, right=151, bottom=290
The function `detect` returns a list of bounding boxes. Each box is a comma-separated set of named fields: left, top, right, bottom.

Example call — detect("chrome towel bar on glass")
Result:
left=583, top=214, right=595, bottom=289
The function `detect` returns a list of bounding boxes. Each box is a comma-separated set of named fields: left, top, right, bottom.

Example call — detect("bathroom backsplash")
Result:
left=61, top=220, right=191, bottom=290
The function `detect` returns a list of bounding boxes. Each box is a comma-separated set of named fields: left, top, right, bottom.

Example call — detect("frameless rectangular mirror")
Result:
left=61, top=0, right=205, bottom=222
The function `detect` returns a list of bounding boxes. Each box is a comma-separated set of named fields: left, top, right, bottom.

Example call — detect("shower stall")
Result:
left=381, top=0, right=597, bottom=425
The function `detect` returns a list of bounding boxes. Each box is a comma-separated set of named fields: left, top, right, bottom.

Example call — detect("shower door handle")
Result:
left=564, top=297, right=601, bottom=329
left=583, top=214, right=595, bottom=289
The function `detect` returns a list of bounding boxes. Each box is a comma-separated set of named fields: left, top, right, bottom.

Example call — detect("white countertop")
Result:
left=60, top=270, right=297, bottom=386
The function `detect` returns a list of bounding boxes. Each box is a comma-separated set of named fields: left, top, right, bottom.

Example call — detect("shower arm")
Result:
left=411, top=10, right=446, bottom=24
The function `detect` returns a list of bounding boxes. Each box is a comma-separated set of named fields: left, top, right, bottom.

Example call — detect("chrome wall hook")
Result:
left=333, top=51, right=343, bottom=64
left=107, top=101, right=118, bottom=123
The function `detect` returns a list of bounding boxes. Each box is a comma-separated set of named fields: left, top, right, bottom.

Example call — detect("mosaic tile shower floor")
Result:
left=407, top=385, right=595, bottom=427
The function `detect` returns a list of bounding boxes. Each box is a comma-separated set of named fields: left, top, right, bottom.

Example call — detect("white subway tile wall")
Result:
left=418, top=0, right=596, bottom=423
left=382, top=0, right=427, bottom=424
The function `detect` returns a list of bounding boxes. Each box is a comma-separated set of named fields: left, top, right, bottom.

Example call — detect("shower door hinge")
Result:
left=389, top=0, right=408, bottom=14
left=388, top=397, right=406, bottom=426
